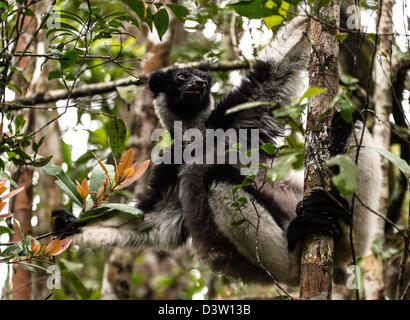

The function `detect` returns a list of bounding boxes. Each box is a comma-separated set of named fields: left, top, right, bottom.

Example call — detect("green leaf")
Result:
left=298, top=87, right=327, bottom=103
left=327, top=155, right=358, bottom=196
left=261, top=142, right=276, bottom=155
left=0, top=226, right=14, bottom=236
left=48, top=70, right=62, bottom=80
left=106, top=119, right=126, bottom=158
left=15, top=114, right=26, bottom=132
left=89, top=164, right=115, bottom=201
left=77, top=207, right=110, bottom=222
left=99, top=203, right=144, bottom=220
left=229, top=0, right=277, bottom=19
left=153, top=8, right=169, bottom=41
left=59, top=260, right=92, bottom=299
left=266, top=153, right=297, bottom=182
left=122, top=0, right=147, bottom=20
left=166, top=4, right=189, bottom=23
left=231, top=219, right=246, bottom=227
left=59, top=49, right=82, bottom=69
left=263, top=15, right=283, bottom=29
left=339, top=94, right=355, bottom=123
left=335, top=32, right=349, bottom=43
left=144, top=7, right=154, bottom=31
left=366, top=146, right=410, bottom=177
left=116, top=85, right=137, bottom=104
left=1, top=242, right=23, bottom=258
left=42, top=162, right=83, bottom=206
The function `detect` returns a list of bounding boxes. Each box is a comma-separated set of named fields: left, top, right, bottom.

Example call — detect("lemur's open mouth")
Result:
left=184, top=90, right=202, bottom=95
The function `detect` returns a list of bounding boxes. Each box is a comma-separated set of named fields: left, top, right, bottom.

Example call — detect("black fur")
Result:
left=149, top=67, right=212, bottom=118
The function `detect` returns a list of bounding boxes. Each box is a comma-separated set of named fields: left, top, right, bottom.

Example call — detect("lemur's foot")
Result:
left=287, top=188, right=350, bottom=250
left=51, top=210, right=78, bottom=236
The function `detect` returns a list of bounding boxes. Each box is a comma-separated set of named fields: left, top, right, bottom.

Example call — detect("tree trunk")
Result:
left=300, top=1, right=340, bottom=300
left=10, top=168, right=33, bottom=300
left=364, top=0, right=394, bottom=300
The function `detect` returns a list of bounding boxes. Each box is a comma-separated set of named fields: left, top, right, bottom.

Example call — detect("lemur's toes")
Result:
left=287, top=188, right=349, bottom=250
left=287, top=213, right=341, bottom=250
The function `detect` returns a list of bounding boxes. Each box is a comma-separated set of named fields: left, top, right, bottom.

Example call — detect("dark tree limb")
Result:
left=9, top=60, right=248, bottom=107
left=300, top=1, right=340, bottom=300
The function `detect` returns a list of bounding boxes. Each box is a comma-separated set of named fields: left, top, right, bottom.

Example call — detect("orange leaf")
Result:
left=0, top=179, right=7, bottom=188
left=30, top=239, right=41, bottom=254
left=0, top=187, right=24, bottom=202
left=50, top=238, right=73, bottom=256
left=116, top=149, right=134, bottom=183
left=120, top=149, right=134, bottom=170
left=44, top=239, right=61, bottom=256
left=0, top=201, right=6, bottom=212
left=76, top=184, right=87, bottom=200
left=0, top=185, right=7, bottom=196
left=118, top=160, right=150, bottom=189
left=81, top=178, right=89, bottom=195
left=123, top=167, right=134, bottom=178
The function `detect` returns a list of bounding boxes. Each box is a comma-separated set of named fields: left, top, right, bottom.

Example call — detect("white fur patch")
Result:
left=208, top=182, right=300, bottom=285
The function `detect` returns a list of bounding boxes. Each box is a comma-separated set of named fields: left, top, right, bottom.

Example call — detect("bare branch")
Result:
left=12, top=60, right=249, bottom=106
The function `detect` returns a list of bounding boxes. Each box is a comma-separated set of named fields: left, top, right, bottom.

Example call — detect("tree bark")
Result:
left=10, top=168, right=33, bottom=300
left=300, top=1, right=340, bottom=300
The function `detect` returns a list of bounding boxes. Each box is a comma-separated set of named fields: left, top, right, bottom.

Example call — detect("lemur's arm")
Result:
left=53, top=163, right=188, bottom=250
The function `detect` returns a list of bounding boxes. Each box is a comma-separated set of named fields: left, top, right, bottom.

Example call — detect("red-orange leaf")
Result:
left=50, top=238, right=73, bottom=256
left=0, top=187, right=24, bottom=202
left=116, top=149, right=134, bottom=183
left=0, top=202, right=6, bottom=212
left=0, top=185, right=7, bottom=196
left=44, top=239, right=61, bottom=256
left=0, top=179, right=7, bottom=188
left=30, top=239, right=41, bottom=254
left=118, top=160, right=150, bottom=189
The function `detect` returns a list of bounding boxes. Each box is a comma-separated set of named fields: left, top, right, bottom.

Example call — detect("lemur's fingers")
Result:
left=51, top=210, right=78, bottom=236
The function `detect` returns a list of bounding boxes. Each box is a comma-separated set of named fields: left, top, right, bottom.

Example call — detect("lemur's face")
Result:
left=149, top=67, right=212, bottom=117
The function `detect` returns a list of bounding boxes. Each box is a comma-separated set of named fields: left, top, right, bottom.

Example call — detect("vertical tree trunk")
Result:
left=300, top=1, right=340, bottom=300
left=364, top=0, right=394, bottom=300
left=10, top=168, right=33, bottom=300
left=9, top=0, right=42, bottom=299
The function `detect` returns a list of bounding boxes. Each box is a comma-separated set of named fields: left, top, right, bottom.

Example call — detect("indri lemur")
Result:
left=53, top=16, right=382, bottom=285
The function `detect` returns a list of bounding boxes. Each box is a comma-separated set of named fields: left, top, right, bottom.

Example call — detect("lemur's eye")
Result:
left=177, top=74, right=186, bottom=81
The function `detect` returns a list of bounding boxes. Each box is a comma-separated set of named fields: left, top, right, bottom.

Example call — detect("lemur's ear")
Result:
left=149, top=70, right=169, bottom=95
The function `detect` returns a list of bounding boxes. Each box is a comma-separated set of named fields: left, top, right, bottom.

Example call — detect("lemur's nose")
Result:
left=194, top=79, right=206, bottom=87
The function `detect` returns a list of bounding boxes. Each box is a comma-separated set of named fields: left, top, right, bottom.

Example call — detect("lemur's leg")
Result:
left=53, top=163, right=188, bottom=250
left=179, top=164, right=303, bottom=286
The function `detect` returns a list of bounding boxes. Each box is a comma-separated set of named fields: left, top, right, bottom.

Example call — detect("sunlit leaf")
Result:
left=327, top=154, right=358, bottom=196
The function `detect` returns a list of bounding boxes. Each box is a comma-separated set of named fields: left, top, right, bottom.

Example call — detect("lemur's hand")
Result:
left=287, top=188, right=350, bottom=251
left=51, top=210, right=79, bottom=238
